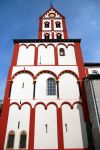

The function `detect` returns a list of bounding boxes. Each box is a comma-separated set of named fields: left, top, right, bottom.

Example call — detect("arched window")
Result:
left=47, top=78, right=56, bottom=95
left=19, top=131, right=27, bottom=148
left=44, top=33, right=50, bottom=39
left=92, top=70, right=99, bottom=74
left=44, top=22, right=49, bottom=28
left=55, top=21, right=61, bottom=28
left=7, top=131, right=15, bottom=148
left=59, top=48, right=65, bottom=56
left=56, top=33, right=62, bottom=39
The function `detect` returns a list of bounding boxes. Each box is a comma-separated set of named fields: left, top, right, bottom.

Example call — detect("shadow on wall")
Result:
left=77, top=104, right=88, bottom=147
left=77, top=104, right=95, bottom=149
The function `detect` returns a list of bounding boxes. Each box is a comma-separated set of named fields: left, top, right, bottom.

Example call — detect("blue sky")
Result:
left=0, top=0, right=100, bottom=99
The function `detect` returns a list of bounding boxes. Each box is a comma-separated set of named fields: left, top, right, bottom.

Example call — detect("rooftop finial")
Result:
left=50, top=1, right=53, bottom=8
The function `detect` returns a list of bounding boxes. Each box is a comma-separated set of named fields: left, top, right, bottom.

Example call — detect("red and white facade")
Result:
left=0, top=6, right=92, bottom=150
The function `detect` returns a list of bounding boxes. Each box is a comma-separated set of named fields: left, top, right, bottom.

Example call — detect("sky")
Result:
left=0, top=0, right=100, bottom=99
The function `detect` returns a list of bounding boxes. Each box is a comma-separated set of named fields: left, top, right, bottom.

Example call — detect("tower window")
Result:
left=45, top=22, right=49, bottom=28
left=7, top=131, right=15, bottom=148
left=56, top=33, right=62, bottom=39
left=55, top=21, right=61, bottom=28
left=92, top=70, right=99, bottom=74
left=44, top=33, right=50, bottom=39
left=59, top=48, right=65, bottom=56
left=47, top=78, right=56, bottom=95
left=19, top=131, right=27, bottom=148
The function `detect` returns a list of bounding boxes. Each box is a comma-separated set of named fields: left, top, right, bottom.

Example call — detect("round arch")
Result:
left=47, top=102, right=58, bottom=109
left=27, top=44, right=36, bottom=48
left=38, top=44, right=47, bottom=48
left=12, top=70, right=35, bottom=80
left=34, top=102, right=47, bottom=110
left=36, top=70, right=58, bottom=80
left=60, top=102, right=73, bottom=109
left=8, top=130, right=15, bottom=134
left=46, top=44, right=55, bottom=48
left=19, top=44, right=36, bottom=49
left=57, top=43, right=68, bottom=48
left=58, top=70, right=79, bottom=80
left=19, top=44, right=28, bottom=49
left=72, top=101, right=82, bottom=108
left=67, top=44, right=75, bottom=47
left=21, top=102, right=32, bottom=109
left=10, top=102, right=20, bottom=109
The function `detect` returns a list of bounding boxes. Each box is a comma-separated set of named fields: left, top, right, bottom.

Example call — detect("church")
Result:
left=0, top=5, right=100, bottom=150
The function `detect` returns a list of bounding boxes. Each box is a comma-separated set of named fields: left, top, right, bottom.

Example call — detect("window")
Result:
left=19, top=131, right=27, bottom=148
left=18, top=121, right=20, bottom=129
left=45, top=123, right=48, bottom=133
left=65, top=123, right=67, bottom=132
left=55, top=21, right=61, bottom=28
left=59, top=48, right=65, bottom=56
left=22, top=82, right=24, bottom=88
left=92, top=70, right=99, bottom=74
left=7, top=131, right=15, bottom=148
left=45, top=22, right=49, bottom=28
left=47, top=78, right=56, bottom=95
left=56, top=33, right=62, bottom=39
left=44, top=33, right=50, bottom=39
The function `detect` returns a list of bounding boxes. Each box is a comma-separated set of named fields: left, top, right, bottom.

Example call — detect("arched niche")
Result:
left=4, top=104, right=30, bottom=149
left=34, top=104, right=58, bottom=149
left=17, top=45, right=35, bottom=65
left=62, top=104, right=88, bottom=149
left=11, top=73, right=33, bottom=99
left=38, top=45, right=55, bottom=65
left=57, top=44, right=76, bottom=65
left=35, top=73, right=57, bottom=99
left=59, top=72, right=80, bottom=101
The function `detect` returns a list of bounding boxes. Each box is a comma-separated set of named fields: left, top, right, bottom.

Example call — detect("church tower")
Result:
left=0, top=6, right=91, bottom=150
left=38, top=5, right=68, bottom=39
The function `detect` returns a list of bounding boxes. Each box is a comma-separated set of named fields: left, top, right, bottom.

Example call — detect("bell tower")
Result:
left=38, top=5, right=68, bottom=39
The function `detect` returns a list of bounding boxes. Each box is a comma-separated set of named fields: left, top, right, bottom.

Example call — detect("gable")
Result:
left=40, top=7, right=65, bottom=19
